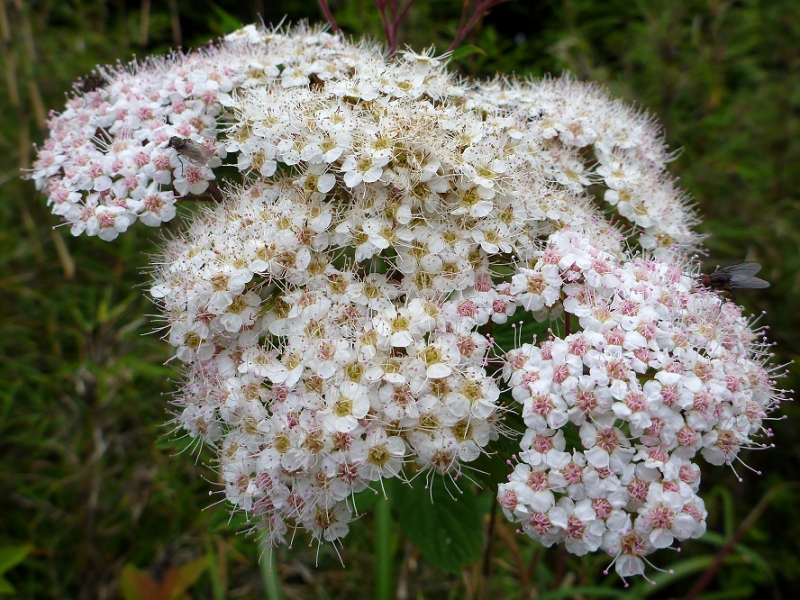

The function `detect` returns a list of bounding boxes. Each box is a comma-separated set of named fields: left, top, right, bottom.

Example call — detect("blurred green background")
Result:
left=1, top=1, right=798, bottom=598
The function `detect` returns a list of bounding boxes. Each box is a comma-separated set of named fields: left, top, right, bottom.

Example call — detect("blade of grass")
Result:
left=375, top=493, right=393, bottom=600
left=205, top=537, right=225, bottom=600
left=260, top=549, right=283, bottom=600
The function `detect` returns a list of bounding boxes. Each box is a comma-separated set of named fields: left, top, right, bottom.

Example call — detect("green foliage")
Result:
left=2, top=0, right=799, bottom=598
left=389, top=477, right=486, bottom=574
left=449, top=44, right=487, bottom=61
left=0, top=545, right=31, bottom=594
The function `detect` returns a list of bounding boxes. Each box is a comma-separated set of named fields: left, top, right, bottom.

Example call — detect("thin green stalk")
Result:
left=205, top=537, right=225, bottom=600
left=375, top=494, right=393, bottom=600
left=261, top=549, right=283, bottom=600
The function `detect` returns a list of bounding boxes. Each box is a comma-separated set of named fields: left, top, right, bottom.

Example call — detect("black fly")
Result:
left=167, top=137, right=214, bottom=166
left=699, top=262, right=770, bottom=292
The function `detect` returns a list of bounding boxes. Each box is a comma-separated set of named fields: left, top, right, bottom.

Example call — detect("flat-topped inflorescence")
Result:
left=32, top=23, right=785, bottom=573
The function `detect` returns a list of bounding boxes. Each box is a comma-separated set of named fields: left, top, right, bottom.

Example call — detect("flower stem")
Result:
left=205, top=537, right=225, bottom=600
left=261, top=549, right=283, bottom=600
left=316, top=0, right=340, bottom=34
left=375, top=494, right=393, bottom=600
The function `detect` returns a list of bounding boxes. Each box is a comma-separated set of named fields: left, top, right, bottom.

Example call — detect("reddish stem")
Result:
left=374, top=0, right=417, bottom=56
left=374, top=0, right=394, bottom=52
left=393, top=0, right=417, bottom=43
left=447, top=0, right=510, bottom=52
left=316, top=0, right=340, bottom=34
left=684, top=486, right=784, bottom=600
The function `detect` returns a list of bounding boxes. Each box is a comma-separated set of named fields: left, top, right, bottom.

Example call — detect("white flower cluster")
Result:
left=472, top=77, right=700, bottom=254
left=28, top=47, right=245, bottom=240
left=497, top=230, right=781, bottom=581
left=153, top=180, right=505, bottom=546
left=33, top=23, right=783, bottom=571
left=32, top=23, right=700, bottom=254
left=30, top=24, right=388, bottom=240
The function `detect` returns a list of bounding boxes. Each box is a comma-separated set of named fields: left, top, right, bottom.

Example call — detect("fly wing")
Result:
left=179, top=141, right=214, bottom=165
left=721, top=262, right=770, bottom=288
left=729, top=276, right=770, bottom=289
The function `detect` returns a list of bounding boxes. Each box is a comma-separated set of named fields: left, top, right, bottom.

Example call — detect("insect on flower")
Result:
left=167, top=136, right=215, bottom=166
left=699, top=262, right=770, bottom=292
left=77, top=74, right=106, bottom=94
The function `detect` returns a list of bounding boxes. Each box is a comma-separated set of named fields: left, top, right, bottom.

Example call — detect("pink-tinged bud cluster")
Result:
left=28, top=46, right=243, bottom=239
left=497, top=230, right=783, bottom=581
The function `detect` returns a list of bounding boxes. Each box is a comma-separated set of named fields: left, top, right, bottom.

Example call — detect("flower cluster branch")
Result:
left=448, top=0, right=512, bottom=52
left=314, top=0, right=512, bottom=56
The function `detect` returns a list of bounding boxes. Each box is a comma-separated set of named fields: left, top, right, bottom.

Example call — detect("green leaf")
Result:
left=0, top=576, right=17, bottom=594
left=207, top=503, right=248, bottom=534
left=688, top=589, right=754, bottom=600
left=155, top=433, right=201, bottom=453
left=469, top=432, right=521, bottom=490
left=631, top=554, right=750, bottom=597
left=538, top=586, right=630, bottom=599
left=450, top=44, right=487, bottom=61
left=209, top=4, right=244, bottom=34
left=0, top=545, right=30, bottom=594
left=174, top=556, right=210, bottom=597
left=352, top=486, right=382, bottom=513
left=686, top=531, right=774, bottom=581
left=0, top=545, right=30, bottom=574
left=389, top=477, right=484, bottom=574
